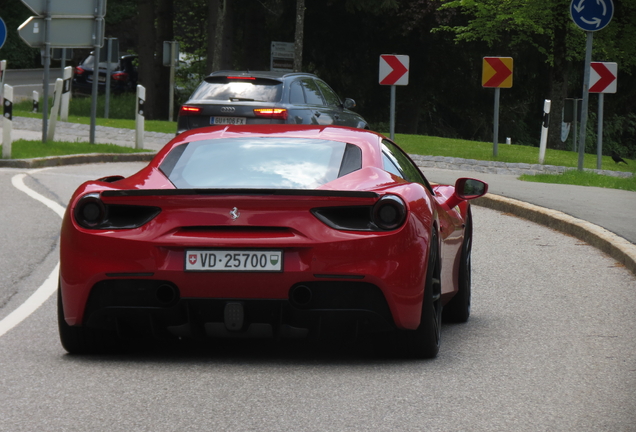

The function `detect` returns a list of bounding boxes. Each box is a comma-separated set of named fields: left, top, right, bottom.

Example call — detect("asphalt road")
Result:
left=0, top=163, right=635, bottom=431
left=3, top=68, right=64, bottom=102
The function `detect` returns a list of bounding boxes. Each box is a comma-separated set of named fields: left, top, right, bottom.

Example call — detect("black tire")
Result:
left=57, top=284, right=120, bottom=354
left=399, top=229, right=443, bottom=359
left=443, top=209, right=473, bottom=323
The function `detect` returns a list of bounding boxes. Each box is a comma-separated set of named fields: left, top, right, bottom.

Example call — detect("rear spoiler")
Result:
left=102, top=189, right=378, bottom=199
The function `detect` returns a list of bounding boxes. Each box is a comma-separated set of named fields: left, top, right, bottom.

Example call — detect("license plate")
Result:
left=98, top=76, right=106, bottom=82
left=185, top=250, right=283, bottom=272
left=211, top=116, right=246, bottom=125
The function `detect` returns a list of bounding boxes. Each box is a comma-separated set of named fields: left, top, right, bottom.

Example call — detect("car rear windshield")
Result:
left=189, top=77, right=283, bottom=102
left=81, top=55, right=119, bottom=71
left=160, top=138, right=361, bottom=189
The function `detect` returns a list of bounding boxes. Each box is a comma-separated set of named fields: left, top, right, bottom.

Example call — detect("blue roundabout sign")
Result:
left=570, top=0, right=614, bottom=32
left=0, top=17, right=7, bottom=50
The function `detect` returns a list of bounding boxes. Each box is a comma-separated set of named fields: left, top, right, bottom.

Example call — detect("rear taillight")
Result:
left=253, top=108, right=288, bottom=120
left=74, top=193, right=161, bottom=230
left=179, top=106, right=202, bottom=116
left=75, top=66, right=85, bottom=75
left=112, top=72, right=128, bottom=82
left=311, top=195, right=407, bottom=232
left=372, top=195, right=407, bottom=230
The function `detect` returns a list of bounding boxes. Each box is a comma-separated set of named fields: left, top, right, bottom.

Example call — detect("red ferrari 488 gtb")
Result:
left=58, top=125, right=487, bottom=358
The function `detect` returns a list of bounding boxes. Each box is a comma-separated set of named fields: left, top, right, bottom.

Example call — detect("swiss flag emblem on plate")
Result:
left=188, top=254, right=197, bottom=265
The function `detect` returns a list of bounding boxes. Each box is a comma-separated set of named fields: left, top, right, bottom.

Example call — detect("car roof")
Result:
left=206, top=70, right=320, bottom=81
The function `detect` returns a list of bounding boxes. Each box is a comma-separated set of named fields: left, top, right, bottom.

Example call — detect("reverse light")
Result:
left=253, top=108, right=288, bottom=120
left=179, top=106, right=202, bottom=116
left=74, top=193, right=161, bottom=230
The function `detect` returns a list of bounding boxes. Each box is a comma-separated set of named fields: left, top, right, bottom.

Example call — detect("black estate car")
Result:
left=73, top=53, right=138, bottom=96
left=176, top=71, right=367, bottom=134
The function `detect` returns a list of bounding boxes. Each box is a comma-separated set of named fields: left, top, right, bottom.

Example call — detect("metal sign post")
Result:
left=570, top=0, right=614, bottom=171
left=19, top=0, right=108, bottom=143
left=379, top=54, right=409, bottom=141
left=589, top=61, right=617, bottom=169
left=163, top=41, right=179, bottom=121
left=482, top=57, right=513, bottom=157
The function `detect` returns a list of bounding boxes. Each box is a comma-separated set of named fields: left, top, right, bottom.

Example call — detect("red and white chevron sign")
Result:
left=379, top=55, right=409, bottom=86
left=589, top=62, right=617, bottom=93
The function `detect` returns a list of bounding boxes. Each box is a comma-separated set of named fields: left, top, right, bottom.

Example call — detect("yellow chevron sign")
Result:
left=482, top=57, right=513, bottom=88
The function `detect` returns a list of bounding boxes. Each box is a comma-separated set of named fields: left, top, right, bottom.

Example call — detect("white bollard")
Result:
left=538, top=99, right=551, bottom=164
left=2, top=84, right=13, bottom=159
left=32, top=91, right=39, bottom=113
left=135, top=85, right=146, bottom=149
left=47, top=78, right=64, bottom=142
left=60, top=66, right=72, bottom=121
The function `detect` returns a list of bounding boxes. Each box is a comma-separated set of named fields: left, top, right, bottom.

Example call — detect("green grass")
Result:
left=1, top=139, right=150, bottom=159
left=519, top=170, right=636, bottom=192
left=395, top=134, right=634, bottom=173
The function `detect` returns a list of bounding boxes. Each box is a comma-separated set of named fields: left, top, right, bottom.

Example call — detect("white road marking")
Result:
left=0, top=264, right=59, bottom=338
left=11, top=172, right=66, bottom=218
left=0, top=172, right=65, bottom=338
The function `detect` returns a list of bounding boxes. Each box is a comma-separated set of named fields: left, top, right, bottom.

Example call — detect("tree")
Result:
left=436, top=0, right=636, bottom=150
left=137, top=0, right=174, bottom=120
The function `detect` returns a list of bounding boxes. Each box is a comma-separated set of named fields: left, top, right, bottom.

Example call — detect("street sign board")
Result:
left=271, top=41, right=294, bottom=71
left=589, top=61, right=617, bottom=93
left=0, top=17, right=7, bottom=50
left=20, top=0, right=106, bottom=17
left=379, top=55, right=409, bottom=86
left=570, top=0, right=613, bottom=32
left=482, top=57, right=513, bottom=88
left=18, top=16, right=103, bottom=48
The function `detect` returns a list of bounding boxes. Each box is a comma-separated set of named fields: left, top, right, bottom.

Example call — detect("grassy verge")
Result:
left=519, top=170, right=636, bottom=192
left=1, top=140, right=151, bottom=159
left=395, top=134, right=634, bottom=173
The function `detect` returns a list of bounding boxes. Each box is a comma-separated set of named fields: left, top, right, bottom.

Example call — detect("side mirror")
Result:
left=443, top=178, right=488, bottom=209
left=455, top=178, right=488, bottom=199
left=343, top=98, right=356, bottom=110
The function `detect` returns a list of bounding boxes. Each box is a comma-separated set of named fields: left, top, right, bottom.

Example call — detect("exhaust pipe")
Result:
left=290, top=285, right=312, bottom=307
left=155, top=284, right=179, bottom=306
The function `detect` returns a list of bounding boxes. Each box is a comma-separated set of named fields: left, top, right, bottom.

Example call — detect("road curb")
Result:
left=0, top=152, right=155, bottom=169
left=474, top=193, right=636, bottom=276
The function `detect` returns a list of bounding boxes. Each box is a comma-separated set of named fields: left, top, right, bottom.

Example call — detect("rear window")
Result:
left=80, top=55, right=120, bottom=71
left=160, top=138, right=360, bottom=189
left=189, top=77, right=283, bottom=102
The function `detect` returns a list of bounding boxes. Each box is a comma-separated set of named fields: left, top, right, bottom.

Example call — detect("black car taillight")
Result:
left=312, top=195, right=407, bottom=232
left=253, top=108, right=288, bottom=120
left=179, top=106, right=202, bottom=116
left=75, top=66, right=85, bottom=76
left=74, top=193, right=161, bottom=230
left=372, top=195, right=407, bottom=230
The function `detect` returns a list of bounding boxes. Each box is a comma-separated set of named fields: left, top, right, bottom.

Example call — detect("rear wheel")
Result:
left=57, top=284, right=121, bottom=354
left=399, top=230, right=442, bottom=359
left=443, top=209, right=472, bottom=323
